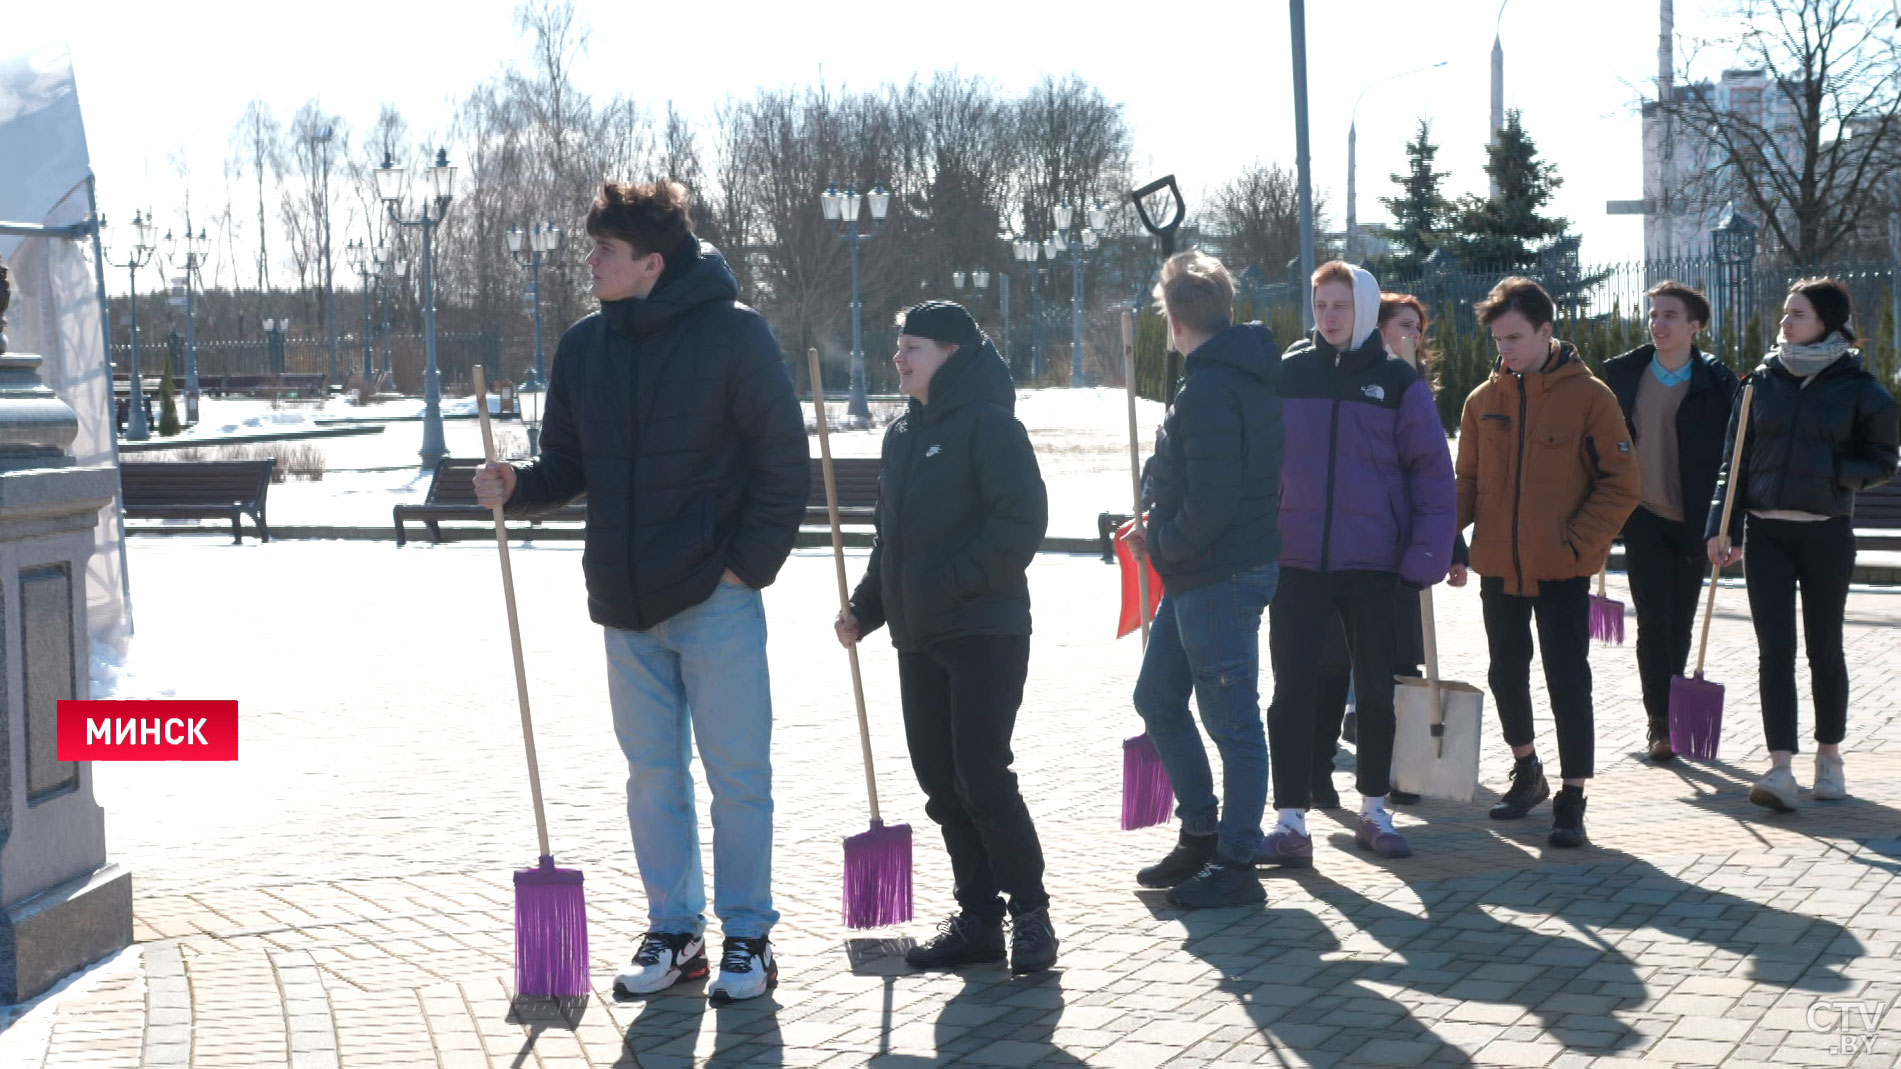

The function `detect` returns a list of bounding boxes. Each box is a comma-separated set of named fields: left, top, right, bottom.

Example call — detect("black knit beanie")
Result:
left=897, top=300, right=980, bottom=350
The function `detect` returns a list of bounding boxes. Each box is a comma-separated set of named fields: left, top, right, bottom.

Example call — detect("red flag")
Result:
left=1114, top=517, right=1165, bottom=639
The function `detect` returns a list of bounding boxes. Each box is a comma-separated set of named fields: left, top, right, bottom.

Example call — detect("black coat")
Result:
left=1602, top=344, right=1741, bottom=538
left=1139, top=323, right=1285, bottom=594
left=849, top=340, right=1047, bottom=653
left=1708, top=351, right=1900, bottom=541
left=506, top=240, right=810, bottom=631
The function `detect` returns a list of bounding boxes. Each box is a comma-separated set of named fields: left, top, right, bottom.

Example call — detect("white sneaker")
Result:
left=709, top=937, right=778, bottom=1004
left=614, top=931, right=707, bottom=997
left=1749, top=766, right=1801, bottom=813
left=1814, top=753, right=1847, bottom=801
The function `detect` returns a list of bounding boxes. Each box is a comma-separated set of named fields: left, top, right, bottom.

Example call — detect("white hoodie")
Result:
left=1346, top=264, right=1383, bottom=353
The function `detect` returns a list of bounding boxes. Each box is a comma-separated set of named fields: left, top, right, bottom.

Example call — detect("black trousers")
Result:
left=1744, top=515, right=1854, bottom=753
left=1268, top=567, right=1400, bottom=807
left=1480, top=575, right=1595, bottom=781
left=897, top=634, right=1048, bottom=920
left=1624, top=507, right=1707, bottom=738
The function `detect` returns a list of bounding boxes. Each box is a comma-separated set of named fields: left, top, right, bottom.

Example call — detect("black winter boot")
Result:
left=1489, top=756, right=1550, bottom=820
left=1136, top=830, right=1217, bottom=888
left=1548, top=786, right=1588, bottom=848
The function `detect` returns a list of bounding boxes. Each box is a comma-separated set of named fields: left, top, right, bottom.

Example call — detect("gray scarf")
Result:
left=1767, top=332, right=1853, bottom=380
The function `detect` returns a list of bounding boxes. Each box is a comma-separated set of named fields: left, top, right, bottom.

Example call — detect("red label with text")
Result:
left=57, top=701, right=239, bottom=761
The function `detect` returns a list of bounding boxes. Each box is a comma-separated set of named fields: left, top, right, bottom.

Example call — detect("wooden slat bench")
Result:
left=1855, top=480, right=1901, bottom=551
left=394, top=457, right=587, bottom=546
left=121, top=460, right=275, bottom=544
left=807, top=457, right=880, bottom=526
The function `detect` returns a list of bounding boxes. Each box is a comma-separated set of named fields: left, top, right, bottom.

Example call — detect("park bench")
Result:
left=806, top=457, right=880, bottom=526
left=394, top=457, right=587, bottom=546
left=120, top=459, right=275, bottom=544
left=1855, top=480, right=1901, bottom=552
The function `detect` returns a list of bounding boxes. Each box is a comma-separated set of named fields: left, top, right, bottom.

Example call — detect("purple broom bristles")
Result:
left=843, top=819, right=913, bottom=929
left=1588, top=594, right=1626, bottom=645
left=1669, top=674, right=1725, bottom=760
left=1121, top=733, right=1174, bottom=831
left=514, top=857, right=590, bottom=998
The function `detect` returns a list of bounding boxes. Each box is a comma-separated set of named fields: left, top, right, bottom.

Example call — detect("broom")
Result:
left=1588, top=568, right=1626, bottom=645
left=1119, top=309, right=1173, bottom=831
left=807, top=348, right=913, bottom=929
left=1669, top=381, right=1756, bottom=760
left=473, top=365, right=590, bottom=999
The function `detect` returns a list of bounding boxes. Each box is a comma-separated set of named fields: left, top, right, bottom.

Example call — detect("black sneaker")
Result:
left=1647, top=722, right=1677, bottom=763
left=614, top=931, right=708, bottom=998
left=1136, top=830, right=1217, bottom=888
left=1165, top=860, right=1266, bottom=909
left=1008, top=907, right=1058, bottom=974
left=904, top=913, right=1005, bottom=970
left=1548, top=786, right=1588, bottom=848
left=1489, top=757, right=1550, bottom=820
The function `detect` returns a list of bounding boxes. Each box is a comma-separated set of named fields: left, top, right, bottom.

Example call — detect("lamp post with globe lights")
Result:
left=374, top=148, right=457, bottom=468
left=508, top=222, right=562, bottom=390
left=1051, top=202, right=1106, bottom=387
left=820, top=184, right=890, bottom=420
left=103, top=211, right=160, bottom=440
left=162, top=222, right=211, bottom=424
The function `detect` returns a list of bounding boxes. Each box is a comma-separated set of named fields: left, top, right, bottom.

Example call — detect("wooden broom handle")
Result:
left=474, top=365, right=551, bottom=860
left=1694, top=381, right=1756, bottom=678
left=1122, top=310, right=1151, bottom=647
left=808, top=348, right=882, bottom=823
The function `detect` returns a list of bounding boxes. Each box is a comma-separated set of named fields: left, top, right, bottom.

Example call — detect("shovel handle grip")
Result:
left=1130, top=175, right=1185, bottom=255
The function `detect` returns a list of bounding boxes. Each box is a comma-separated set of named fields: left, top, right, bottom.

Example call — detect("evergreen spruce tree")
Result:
left=158, top=338, right=181, bottom=437
left=1453, top=110, right=1569, bottom=270
left=1379, top=119, right=1454, bottom=277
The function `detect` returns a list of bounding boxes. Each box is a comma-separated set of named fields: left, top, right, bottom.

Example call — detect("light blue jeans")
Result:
left=603, top=579, right=778, bottom=938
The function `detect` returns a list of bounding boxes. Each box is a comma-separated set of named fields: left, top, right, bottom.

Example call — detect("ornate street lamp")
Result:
left=162, top=222, right=211, bottom=424
left=376, top=148, right=456, bottom=468
left=1711, top=202, right=1758, bottom=360
left=1051, top=202, right=1106, bottom=387
left=103, top=210, right=160, bottom=440
left=509, top=221, right=562, bottom=392
left=821, top=183, right=892, bottom=420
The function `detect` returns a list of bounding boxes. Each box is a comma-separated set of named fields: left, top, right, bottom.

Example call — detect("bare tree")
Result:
left=226, top=100, right=282, bottom=290
left=1206, top=162, right=1332, bottom=277
left=1662, top=0, right=1900, bottom=262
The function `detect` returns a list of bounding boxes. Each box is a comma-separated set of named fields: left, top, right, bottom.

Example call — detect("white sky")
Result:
left=16, top=0, right=1748, bottom=296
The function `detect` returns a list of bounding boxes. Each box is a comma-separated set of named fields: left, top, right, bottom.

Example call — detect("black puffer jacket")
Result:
left=506, top=239, right=809, bottom=631
left=1140, top=323, right=1284, bottom=594
left=849, top=340, right=1047, bottom=653
left=1602, top=344, right=1741, bottom=539
left=1708, top=350, right=1899, bottom=542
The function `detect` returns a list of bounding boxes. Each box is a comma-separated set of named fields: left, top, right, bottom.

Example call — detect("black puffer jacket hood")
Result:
left=850, top=336, right=1047, bottom=652
left=600, top=238, right=737, bottom=338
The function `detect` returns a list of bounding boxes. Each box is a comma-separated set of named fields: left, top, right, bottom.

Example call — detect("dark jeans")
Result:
left=1481, top=575, right=1595, bottom=781
left=898, top=634, right=1047, bottom=920
left=1268, top=567, right=1400, bottom=807
left=1744, top=514, right=1854, bottom=753
left=1624, top=506, right=1707, bottom=738
left=1132, top=564, right=1278, bottom=864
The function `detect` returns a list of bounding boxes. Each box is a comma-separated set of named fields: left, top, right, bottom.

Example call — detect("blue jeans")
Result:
left=603, top=579, right=778, bottom=938
left=1132, top=563, right=1277, bottom=864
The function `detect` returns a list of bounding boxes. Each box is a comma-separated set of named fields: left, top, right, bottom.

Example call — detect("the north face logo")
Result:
left=1362, top=384, right=1386, bottom=401
left=925, top=444, right=943, bottom=458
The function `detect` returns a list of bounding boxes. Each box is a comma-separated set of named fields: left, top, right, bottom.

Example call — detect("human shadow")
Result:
left=611, top=978, right=785, bottom=1068
left=850, top=936, right=1087, bottom=1066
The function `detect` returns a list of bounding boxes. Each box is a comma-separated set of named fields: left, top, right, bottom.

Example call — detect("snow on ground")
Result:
left=130, top=386, right=1172, bottom=537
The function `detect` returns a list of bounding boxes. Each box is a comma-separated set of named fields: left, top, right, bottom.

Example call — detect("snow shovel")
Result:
left=1589, top=568, right=1626, bottom=645
left=1392, top=586, right=1484, bottom=803
left=1670, top=381, right=1756, bottom=760
left=1130, top=174, right=1187, bottom=401
left=1117, top=308, right=1172, bottom=830
left=472, top=365, right=589, bottom=1000
left=807, top=348, right=912, bottom=928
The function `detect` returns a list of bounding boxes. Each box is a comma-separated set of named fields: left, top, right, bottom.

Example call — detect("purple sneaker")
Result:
left=1253, top=827, right=1313, bottom=868
left=1356, top=810, right=1412, bottom=859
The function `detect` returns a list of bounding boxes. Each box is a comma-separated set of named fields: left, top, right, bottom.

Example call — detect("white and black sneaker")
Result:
left=709, top=936, right=777, bottom=1004
left=613, top=931, right=707, bottom=998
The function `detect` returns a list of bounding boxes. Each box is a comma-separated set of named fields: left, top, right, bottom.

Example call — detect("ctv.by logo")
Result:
left=1807, top=998, right=1890, bottom=1056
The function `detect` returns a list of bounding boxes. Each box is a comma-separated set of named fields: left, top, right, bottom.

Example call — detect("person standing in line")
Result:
left=474, top=181, right=809, bottom=1003
left=1124, top=250, right=1285, bottom=908
left=1601, top=281, right=1739, bottom=763
left=1455, top=277, right=1639, bottom=848
left=836, top=301, right=1057, bottom=972
left=1312, top=293, right=1469, bottom=808
left=1261, top=263, right=1456, bottom=867
left=1706, top=277, right=1898, bottom=810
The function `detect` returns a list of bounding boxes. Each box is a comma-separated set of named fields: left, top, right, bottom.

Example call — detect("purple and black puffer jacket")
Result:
left=1277, top=271, right=1456, bottom=585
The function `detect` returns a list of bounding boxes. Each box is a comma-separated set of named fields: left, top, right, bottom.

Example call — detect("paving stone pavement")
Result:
left=11, top=539, right=1901, bottom=1068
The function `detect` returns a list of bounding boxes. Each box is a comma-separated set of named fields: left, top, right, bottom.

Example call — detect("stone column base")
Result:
left=0, top=862, right=132, bottom=1004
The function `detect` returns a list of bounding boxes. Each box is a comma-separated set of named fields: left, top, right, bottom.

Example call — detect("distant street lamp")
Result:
left=1347, top=61, right=1448, bottom=262
left=376, top=243, right=409, bottom=379
left=375, top=148, right=457, bottom=468
left=312, top=124, right=339, bottom=391
left=508, top=221, right=562, bottom=391
left=1012, top=237, right=1046, bottom=378
left=821, top=184, right=891, bottom=420
left=103, top=210, right=160, bottom=441
left=162, top=222, right=211, bottom=424
left=1051, top=202, right=1106, bottom=387
left=262, top=317, right=290, bottom=376
left=345, top=238, right=377, bottom=380
left=951, top=268, right=991, bottom=321
left=1711, top=202, right=1758, bottom=360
